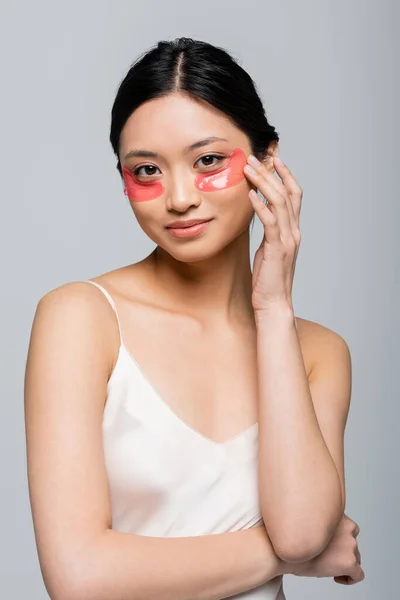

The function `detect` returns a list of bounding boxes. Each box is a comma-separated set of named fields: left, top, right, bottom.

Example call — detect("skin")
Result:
left=24, top=91, right=364, bottom=598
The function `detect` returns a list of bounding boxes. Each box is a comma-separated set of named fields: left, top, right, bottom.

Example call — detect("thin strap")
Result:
left=84, top=280, right=123, bottom=346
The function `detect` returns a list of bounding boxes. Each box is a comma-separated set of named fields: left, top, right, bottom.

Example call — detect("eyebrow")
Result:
left=124, top=136, right=229, bottom=160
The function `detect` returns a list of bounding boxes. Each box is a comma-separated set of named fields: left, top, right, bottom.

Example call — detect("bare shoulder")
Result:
left=35, top=280, right=122, bottom=373
left=36, top=279, right=116, bottom=336
left=295, top=315, right=347, bottom=342
left=294, top=316, right=351, bottom=381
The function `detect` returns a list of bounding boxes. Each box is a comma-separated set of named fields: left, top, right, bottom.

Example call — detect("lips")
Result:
left=166, top=219, right=212, bottom=229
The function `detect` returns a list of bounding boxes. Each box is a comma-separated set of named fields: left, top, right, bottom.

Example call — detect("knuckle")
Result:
left=347, top=551, right=358, bottom=568
left=274, top=195, right=286, bottom=206
left=353, top=555, right=361, bottom=569
left=269, top=215, right=278, bottom=227
left=338, top=518, right=348, bottom=533
left=293, top=228, right=301, bottom=244
left=350, top=537, right=358, bottom=551
left=346, top=519, right=355, bottom=532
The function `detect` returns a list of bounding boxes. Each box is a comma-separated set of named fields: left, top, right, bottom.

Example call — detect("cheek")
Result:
left=194, top=147, right=248, bottom=192
left=122, top=166, right=164, bottom=202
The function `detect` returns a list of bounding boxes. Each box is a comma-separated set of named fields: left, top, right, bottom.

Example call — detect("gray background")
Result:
left=2, top=0, right=398, bottom=598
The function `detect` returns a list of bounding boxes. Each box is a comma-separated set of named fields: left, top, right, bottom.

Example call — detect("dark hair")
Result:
left=109, top=37, right=280, bottom=229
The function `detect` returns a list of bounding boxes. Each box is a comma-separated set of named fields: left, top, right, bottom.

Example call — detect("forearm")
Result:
left=255, top=305, right=343, bottom=557
left=69, top=526, right=285, bottom=600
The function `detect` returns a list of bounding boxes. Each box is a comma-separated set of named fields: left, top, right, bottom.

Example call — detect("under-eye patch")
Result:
left=123, top=166, right=165, bottom=202
left=194, top=147, right=247, bottom=191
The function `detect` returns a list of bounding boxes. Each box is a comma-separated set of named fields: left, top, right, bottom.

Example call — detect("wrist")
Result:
left=250, top=526, right=287, bottom=582
left=254, top=304, right=296, bottom=328
left=275, top=557, right=292, bottom=577
left=281, top=556, right=314, bottom=577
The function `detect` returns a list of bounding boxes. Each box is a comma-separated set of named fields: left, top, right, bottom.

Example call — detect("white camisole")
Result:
left=85, top=280, right=286, bottom=599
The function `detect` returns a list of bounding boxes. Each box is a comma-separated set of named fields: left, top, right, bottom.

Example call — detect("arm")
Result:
left=24, top=283, right=285, bottom=600
left=255, top=306, right=347, bottom=562
left=73, top=526, right=284, bottom=600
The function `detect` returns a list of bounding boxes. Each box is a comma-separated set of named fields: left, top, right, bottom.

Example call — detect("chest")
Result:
left=117, top=305, right=311, bottom=445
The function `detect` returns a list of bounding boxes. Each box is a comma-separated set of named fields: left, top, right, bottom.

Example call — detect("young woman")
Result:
left=24, top=37, right=364, bottom=599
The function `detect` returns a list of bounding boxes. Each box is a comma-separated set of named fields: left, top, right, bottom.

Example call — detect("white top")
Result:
left=85, top=280, right=286, bottom=599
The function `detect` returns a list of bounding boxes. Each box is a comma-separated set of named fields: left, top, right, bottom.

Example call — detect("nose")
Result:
left=165, top=169, right=202, bottom=212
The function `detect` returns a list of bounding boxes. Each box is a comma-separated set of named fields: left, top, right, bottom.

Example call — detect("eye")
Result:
left=195, top=154, right=226, bottom=169
left=131, top=154, right=226, bottom=180
left=132, top=164, right=161, bottom=179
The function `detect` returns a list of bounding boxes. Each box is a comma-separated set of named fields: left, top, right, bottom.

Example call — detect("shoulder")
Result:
left=37, top=280, right=118, bottom=333
left=38, top=261, right=147, bottom=316
left=32, top=280, right=121, bottom=379
left=295, top=316, right=351, bottom=382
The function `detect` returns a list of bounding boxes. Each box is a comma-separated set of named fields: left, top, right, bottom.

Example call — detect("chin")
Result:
left=162, top=242, right=222, bottom=264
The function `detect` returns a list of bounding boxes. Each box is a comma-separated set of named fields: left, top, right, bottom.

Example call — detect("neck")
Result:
left=149, top=228, right=255, bottom=329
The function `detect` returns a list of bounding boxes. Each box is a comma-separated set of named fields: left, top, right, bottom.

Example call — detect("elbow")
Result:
left=42, top=547, right=102, bottom=600
left=268, top=500, right=344, bottom=564
left=44, top=571, right=95, bottom=600
left=49, top=574, right=99, bottom=600
left=51, top=530, right=125, bottom=600
left=271, top=529, right=331, bottom=564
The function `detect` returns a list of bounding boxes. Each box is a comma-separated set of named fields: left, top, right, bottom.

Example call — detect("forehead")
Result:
left=119, top=92, right=250, bottom=158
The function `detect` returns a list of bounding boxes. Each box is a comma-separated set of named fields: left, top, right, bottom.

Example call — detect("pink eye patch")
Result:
left=122, top=166, right=164, bottom=202
left=122, top=147, right=248, bottom=202
left=194, top=147, right=247, bottom=191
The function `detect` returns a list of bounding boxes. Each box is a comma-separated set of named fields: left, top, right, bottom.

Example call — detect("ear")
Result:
left=262, top=140, right=280, bottom=170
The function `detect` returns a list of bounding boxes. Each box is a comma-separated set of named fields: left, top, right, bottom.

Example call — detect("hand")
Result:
left=244, top=155, right=302, bottom=312
left=288, top=513, right=365, bottom=585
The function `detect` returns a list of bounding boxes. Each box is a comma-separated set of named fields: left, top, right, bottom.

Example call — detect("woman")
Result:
left=24, top=37, right=364, bottom=599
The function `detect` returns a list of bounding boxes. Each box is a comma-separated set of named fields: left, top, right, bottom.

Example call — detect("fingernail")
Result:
left=248, top=154, right=261, bottom=168
left=244, top=164, right=257, bottom=176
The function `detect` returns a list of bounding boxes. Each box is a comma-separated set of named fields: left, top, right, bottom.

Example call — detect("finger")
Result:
left=253, top=234, right=266, bottom=281
left=256, top=155, right=299, bottom=236
left=273, top=156, right=303, bottom=229
left=249, top=189, right=281, bottom=244
left=349, top=563, right=365, bottom=584
left=252, top=154, right=286, bottom=196
left=335, top=574, right=361, bottom=586
left=334, top=575, right=353, bottom=585
left=244, top=164, right=292, bottom=241
left=251, top=237, right=263, bottom=285
left=353, top=565, right=365, bottom=583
